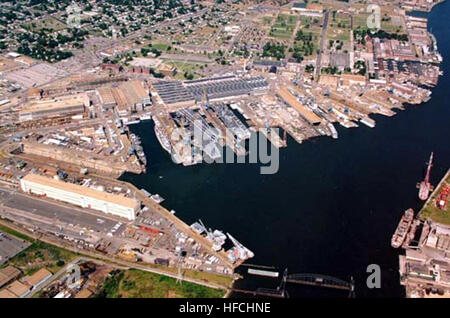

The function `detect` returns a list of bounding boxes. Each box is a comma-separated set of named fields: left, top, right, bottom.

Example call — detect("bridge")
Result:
left=230, top=269, right=355, bottom=298
left=286, top=273, right=354, bottom=292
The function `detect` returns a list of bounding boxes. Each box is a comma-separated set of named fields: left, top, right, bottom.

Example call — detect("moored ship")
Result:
left=391, top=208, right=414, bottom=248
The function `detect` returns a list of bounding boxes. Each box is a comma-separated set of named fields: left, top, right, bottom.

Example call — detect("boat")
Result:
left=391, top=208, right=414, bottom=248
left=327, top=122, right=338, bottom=139
left=154, top=124, right=172, bottom=154
left=126, top=119, right=140, bottom=125
left=360, top=117, right=376, bottom=128
left=140, top=115, right=152, bottom=121
left=248, top=268, right=279, bottom=278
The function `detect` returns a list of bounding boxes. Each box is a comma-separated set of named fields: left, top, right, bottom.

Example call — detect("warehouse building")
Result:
left=119, top=80, right=151, bottom=111
left=5, top=280, right=30, bottom=298
left=150, top=75, right=269, bottom=109
left=151, top=81, right=196, bottom=109
left=0, top=266, right=21, bottom=288
left=111, top=80, right=151, bottom=115
left=20, top=173, right=140, bottom=220
left=96, top=87, right=117, bottom=109
left=22, top=268, right=52, bottom=290
left=184, top=76, right=269, bottom=101
left=19, top=93, right=89, bottom=122
left=277, top=87, right=322, bottom=126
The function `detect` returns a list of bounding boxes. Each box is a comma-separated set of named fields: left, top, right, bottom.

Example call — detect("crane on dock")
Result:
left=417, top=152, right=434, bottom=201
left=227, top=232, right=254, bottom=263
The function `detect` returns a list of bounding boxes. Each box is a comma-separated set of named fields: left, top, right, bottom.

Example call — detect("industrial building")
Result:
left=119, top=80, right=151, bottom=110
left=18, top=93, right=89, bottom=122
left=0, top=266, right=21, bottom=288
left=151, top=81, right=196, bottom=109
left=185, top=76, right=269, bottom=101
left=96, top=87, right=117, bottom=109
left=20, top=173, right=140, bottom=220
left=111, top=80, right=150, bottom=115
left=22, top=268, right=52, bottom=290
left=4, top=280, right=30, bottom=298
left=277, top=87, right=322, bottom=126
left=150, top=75, right=269, bottom=109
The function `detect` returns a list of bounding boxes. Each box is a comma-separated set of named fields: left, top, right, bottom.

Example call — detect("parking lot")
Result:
left=0, top=188, right=124, bottom=234
left=0, top=230, right=30, bottom=265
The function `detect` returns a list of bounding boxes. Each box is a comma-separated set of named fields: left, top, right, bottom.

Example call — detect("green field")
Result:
left=261, top=16, right=274, bottom=25
left=96, top=269, right=226, bottom=298
left=162, top=60, right=206, bottom=79
left=420, top=171, right=450, bottom=225
left=269, top=14, right=298, bottom=39
left=353, top=13, right=371, bottom=30
left=4, top=240, right=79, bottom=275
left=28, top=16, right=67, bottom=32
left=151, top=42, right=171, bottom=51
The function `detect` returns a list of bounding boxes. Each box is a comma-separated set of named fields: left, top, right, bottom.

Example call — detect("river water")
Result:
left=121, top=2, right=450, bottom=297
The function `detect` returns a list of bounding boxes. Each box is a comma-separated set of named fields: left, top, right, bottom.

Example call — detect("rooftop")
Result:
left=22, top=268, right=52, bottom=287
left=6, top=280, right=30, bottom=297
left=20, top=93, right=89, bottom=114
left=22, top=173, right=140, bottom=209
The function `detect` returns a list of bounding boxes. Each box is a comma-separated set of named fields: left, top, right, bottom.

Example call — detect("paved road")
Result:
left=314, top=10, right=330, bottom=82
left=0, top=187, right=120, bottom=233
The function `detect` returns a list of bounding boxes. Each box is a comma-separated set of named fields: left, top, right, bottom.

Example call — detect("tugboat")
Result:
left=391, top=208, right=414, bottom=248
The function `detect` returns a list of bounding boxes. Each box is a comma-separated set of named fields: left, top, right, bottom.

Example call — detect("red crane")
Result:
left=418, top=152, right=434, bottom=201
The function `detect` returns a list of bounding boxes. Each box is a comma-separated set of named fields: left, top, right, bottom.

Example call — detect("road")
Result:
left=0, top=186, right=121, bottom=234
left=314, top=10, right=330, bottom=82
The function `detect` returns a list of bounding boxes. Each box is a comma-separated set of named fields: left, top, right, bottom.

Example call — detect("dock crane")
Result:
left=227, top=232, right=254, bottom=260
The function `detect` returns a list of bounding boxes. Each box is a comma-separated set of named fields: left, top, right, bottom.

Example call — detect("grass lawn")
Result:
left=162, top=60, right=205, bottom=79
left=269, top=13, right=298, bottom=39
left=151, top=42, right=171, bottom=51
left=269, top=28, right=293, bottom=39
left=327, top=27, right=350, bottom=42
left=353, top=13, right=371, bottom=29
left=420, top=171, right=450, bottom=225
left=96, top=269, right=226, bottom=298
left=28, top=16, right=67, bottom=32
left=3, top=238, right=79, bottom=275
left=261, top=16, right=274, bottom=25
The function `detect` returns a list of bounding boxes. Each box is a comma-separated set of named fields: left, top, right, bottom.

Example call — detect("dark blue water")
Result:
left=121, top=2, right=450, bottom=298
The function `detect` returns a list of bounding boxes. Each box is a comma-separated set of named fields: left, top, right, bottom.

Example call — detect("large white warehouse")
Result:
left=20, top=173, right=139, bottom=221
